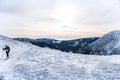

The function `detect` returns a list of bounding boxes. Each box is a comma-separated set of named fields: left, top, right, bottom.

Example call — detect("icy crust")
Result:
left=0, top=35, right=120, bottom=80
left=89, top=31, right=120, bottom=55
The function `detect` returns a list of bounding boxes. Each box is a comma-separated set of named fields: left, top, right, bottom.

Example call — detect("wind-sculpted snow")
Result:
left=0, top=35, right=120, bottom=80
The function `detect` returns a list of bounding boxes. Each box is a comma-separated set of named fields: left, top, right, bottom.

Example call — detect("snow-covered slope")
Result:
left=85, top=31, right=120, bottom=55
left=0, top=35, right=120, bottom=80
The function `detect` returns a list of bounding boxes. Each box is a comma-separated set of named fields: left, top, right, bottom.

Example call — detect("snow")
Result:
left=88, top=30, right=120, bottom=55
left=73, top=41, right=79, bottom=47
left=53, top=40, right=61, bottom=44
left=0, top=35, right=120, bottom=80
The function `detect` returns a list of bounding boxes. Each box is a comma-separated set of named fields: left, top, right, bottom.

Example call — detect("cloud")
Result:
left=61, top=26, right=69, bottom=28
left=0, top=0, right=24, bottom=13
left=73, top=0, right=120, bottom=26
left=0, top=0, right=120, bottom=39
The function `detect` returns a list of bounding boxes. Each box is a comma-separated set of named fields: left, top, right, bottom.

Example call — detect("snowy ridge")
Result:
left=0, top=35, right=120, bottom=80
left=84, top=30, right=120, bottom=55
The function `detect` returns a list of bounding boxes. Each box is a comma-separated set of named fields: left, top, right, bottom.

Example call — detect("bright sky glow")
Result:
left=0, top=0, right=120, bottom=39
left=55, top=4, right=77, bottom=26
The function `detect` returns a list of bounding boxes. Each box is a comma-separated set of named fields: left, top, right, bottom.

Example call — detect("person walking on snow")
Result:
left=3, top=45, right=10, bottom=59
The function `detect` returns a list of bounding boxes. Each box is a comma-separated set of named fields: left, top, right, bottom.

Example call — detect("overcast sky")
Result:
left=0, top=0, right=120, bottom=39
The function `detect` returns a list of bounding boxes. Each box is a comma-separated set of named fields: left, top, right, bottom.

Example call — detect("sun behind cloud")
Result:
left=55, top=4, right=77, bottom=26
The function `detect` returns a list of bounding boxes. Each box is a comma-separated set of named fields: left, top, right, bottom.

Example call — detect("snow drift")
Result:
left=84, top=31, right=120, bottom=55
left=0, top=34, right=120, bottom=80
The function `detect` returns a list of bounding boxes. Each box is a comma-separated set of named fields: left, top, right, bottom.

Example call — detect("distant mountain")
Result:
left=13, top=38, right=35, bottom=42
left=14, top=37, right=99, bottom=53
left=36, top=38, right=61, bottom=44
left=13, top=38, right=55, bottom=48
left=83, top=31, right=120, bottom=55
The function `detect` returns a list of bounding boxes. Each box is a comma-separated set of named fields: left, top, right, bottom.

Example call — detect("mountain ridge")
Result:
left=83, top=30, right=120, bottom=55
left=14, top=37, right=99, bottom=53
